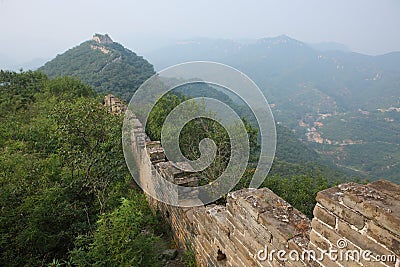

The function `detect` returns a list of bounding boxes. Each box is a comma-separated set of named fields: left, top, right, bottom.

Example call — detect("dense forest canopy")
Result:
left=144, top=87, right=363, bottom=216
left=0, top=70, right=170, bottom=266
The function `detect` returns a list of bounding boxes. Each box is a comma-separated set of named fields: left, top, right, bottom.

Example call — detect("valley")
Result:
left=144, top=35, right=400, bottom=183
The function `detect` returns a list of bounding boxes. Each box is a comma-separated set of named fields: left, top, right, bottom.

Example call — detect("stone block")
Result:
left=307, top=242, right=340, bottom=267
left=338, top=182, right=400, bottom=235
left=226, top=209, right=246, bottom=235
left=316, top=188, right=365, bottom=230
left=313, top=204, right=336, bottom=228
left=233, top=244, right=260, bottom=267
left=337, top=218, right=395, bottom=259
left=230, top=229, right=258, bottom=257
left=206, top=205, right=231, bottom=236
left=287, top=236, right=309, bottom=256
left=368, top=180, right=400, bottom=200
left=311, top=218, right=341, bottom=248
left=366, top=220, right=400, bottom=256
left=309, top=230, right=331, bottom=252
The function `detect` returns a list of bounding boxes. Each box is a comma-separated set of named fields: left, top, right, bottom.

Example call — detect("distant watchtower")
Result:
left=92, top=33, right=113, bottom=44
left=104, top=94, right=126, bottom=114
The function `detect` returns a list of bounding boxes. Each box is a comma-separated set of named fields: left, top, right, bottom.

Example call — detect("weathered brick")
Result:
left=224, top=212, right=237, bottom=233
left=337, top=218, right=396, bottom=259
left=232, top=252, right=255, bottom=267
left=241, top=213, right=272, bottom=246
left=214, top=231, right=230, bottom=251
left=307, top=242, right=341, bottom=267
left=310, top=230, right=331, bottom=252
left=258, top=212, right=301, bottom=248
left=305, top=243, right=323, bottom=267
left=366, top=220, right=400, bottom=256
left=338, top=183, right=400, bottom=235
left=226, top=210, right=246, bottom=235
left=233, top=241, right=260, bottom=267
left=226, top=201, right=248, bottom=224
left=313, top=253, right=342, bottom=267
left=287, top=236, right=309, bottom=256
left=368, top=180, right=400, bottom=200
left=313, top=204, right=336, bottom=228
left=270, top=257, right=283, bottom=267
left=236, top=194, right=268, bottom=221
left=311, top=218, right=341, bottom=247
left=255, top=255, right=274, bottom=267
left=194, top=237, right=214, bottom=265
left=207, top=205, right=231, bottom=236
left=197, top=221, right=212, bottom=242
left=231, top=230, right=259, bottom=257
left=193, top=206, right=207, bottom=225
left=316, top=188, right=365, bottom=230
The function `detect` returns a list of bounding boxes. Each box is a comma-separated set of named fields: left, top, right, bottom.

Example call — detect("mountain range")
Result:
left=145, top=35, right=400, bottom=182
left=147, top=35, right=399, bottom=112
left=36, top=34, right=400, bottom=182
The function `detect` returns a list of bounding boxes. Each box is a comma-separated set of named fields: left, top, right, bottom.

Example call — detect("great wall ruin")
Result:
left=115, top=96, right=399, bottom=267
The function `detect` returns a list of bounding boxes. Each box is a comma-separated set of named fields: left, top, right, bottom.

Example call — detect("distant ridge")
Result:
left=310, top=41, right=350, bottom=52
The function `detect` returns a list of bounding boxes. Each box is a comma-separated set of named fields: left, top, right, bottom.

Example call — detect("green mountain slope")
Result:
left=39, top=34, right=154, bottom=101
left=168, top=82, right=360, bottom=183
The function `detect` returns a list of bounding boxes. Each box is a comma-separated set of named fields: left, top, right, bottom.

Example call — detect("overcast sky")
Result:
left=0, top=0, right=399, bottom=65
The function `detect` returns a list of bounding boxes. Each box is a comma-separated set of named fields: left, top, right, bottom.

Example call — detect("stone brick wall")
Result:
left=126, top=112, right=399, bottom=267
left=311, top=181, right=399, bottom=267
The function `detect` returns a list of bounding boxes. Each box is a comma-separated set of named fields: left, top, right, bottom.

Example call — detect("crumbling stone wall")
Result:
left=92, top=33, right=114, bottom=44
left=104, top=94, right=126, bottom=114
left=127, top=112, right=399, bottom=267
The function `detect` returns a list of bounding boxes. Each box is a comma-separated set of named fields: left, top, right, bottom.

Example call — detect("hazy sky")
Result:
left=1, top=0, right=399, bottom=65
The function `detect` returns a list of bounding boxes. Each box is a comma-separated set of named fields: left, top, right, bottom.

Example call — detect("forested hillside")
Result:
left=0, top=71, right=172, bottom=266
left=39, top=34, right=155, bottom=101
left=168, top=82, right=361, bottom=182
left=144, top=89, right=362, bottom=218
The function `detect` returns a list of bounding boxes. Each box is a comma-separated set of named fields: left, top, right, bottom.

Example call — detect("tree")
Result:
left=69, top=195, right=163, bottom=267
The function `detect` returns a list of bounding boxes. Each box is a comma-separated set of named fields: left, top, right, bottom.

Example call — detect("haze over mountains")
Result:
left=147, top=35, right=399, bottom=110
left=145, top=35, right=400, bottom=182
left=34, top=34, right=400, bottom=183
left=0, top=53, right=48, bottom=72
